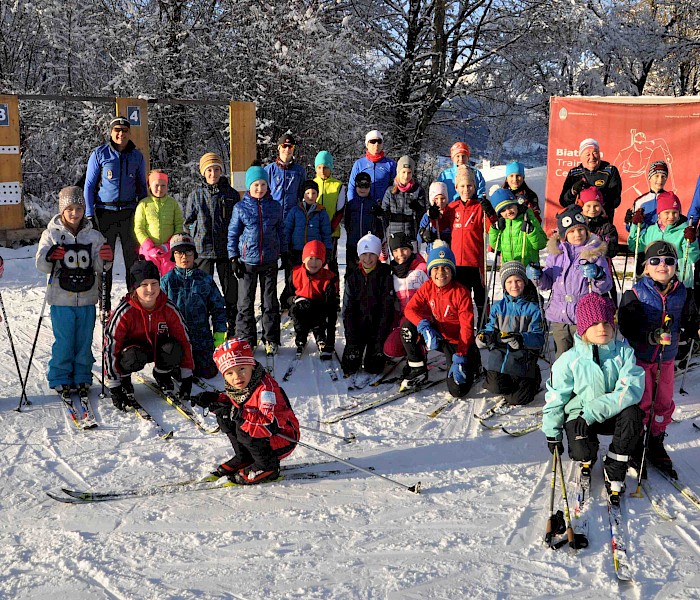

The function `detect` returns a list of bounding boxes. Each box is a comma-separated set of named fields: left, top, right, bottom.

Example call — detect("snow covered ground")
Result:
left=1, top=166, right=699, bottom=599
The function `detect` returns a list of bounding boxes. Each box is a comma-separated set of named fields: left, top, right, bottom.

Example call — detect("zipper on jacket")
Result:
left=258, top=200, right=264, bottom=265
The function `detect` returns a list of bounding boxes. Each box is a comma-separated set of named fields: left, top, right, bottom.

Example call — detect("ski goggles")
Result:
left=648, top=256, right=677, bottom=266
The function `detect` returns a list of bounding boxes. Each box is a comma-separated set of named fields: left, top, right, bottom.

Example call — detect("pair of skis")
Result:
left=61, top=388, right=97, bottom=430
left=281, top=345, right=341, bottom=382
left=475, top=397, right=543, bottom=436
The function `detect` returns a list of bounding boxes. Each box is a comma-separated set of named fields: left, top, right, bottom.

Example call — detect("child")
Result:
left=628, top=191, right=699, bottom=289
left=418, top=182, right=452, bottom=254
left=134, top=169, right=184, bottom=276
left=104, top=259, right=194, bottom=410
left=342, top=233, right=396, bottom=375
left=502, top=161, right=541, bottom=222
left=184, top=152, right=241, bottom=337
left=160, top=233, right=227, bottom=379
left=476, top=261, right=544, bottom=405
left=381, top=155, right=426, bottom=248
left=400, top=241, right=481, bottom=396
left=488, top=188, right=546, bottom=266
left=618, top=241, right=700, bottom=479
left=383, top=232, right=429, bottom=358
left=437, top=141, right=486, bottom=202
left=36, top=186, right=113, bottom=396
left=287, top=240, right=339, bottom=358
left=344, top=172, right=384, bottom=277
left=314, top=151, right=346, bottom=275
left=284, top=180, right=333, bottom=268
left=228, top=166, right=285, bottom=354
left=526, top=205, right=612, bottom=359
left=192, top=338, right=299, bottom=485
left=542, top=293, right=645, bottom=505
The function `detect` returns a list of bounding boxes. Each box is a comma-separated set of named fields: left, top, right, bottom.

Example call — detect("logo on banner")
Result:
left=559, top=107, right=568, bottom=120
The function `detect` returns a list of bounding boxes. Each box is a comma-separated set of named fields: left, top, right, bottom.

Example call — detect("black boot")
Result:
left=603, top=451, right=628, bottom=506
left=648, top=433, right=678, bottom=479
left=153, top=368, right=174, bottom=392
left=400, top=361, right=428, bottom=390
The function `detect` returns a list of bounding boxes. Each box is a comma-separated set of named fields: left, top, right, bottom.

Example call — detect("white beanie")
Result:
left=429, top=182, right=448, bottom=204
left=357, top=232, right=382, bottom=257
left=365, top=130, right=384, bottom=145
left=578, top=138, right=599, bottom=155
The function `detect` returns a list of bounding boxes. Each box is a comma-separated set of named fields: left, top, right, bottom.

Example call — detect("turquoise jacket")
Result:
left=542, top=335, right=644, bottom=440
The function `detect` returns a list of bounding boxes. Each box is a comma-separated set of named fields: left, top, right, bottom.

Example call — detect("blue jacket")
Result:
left=688, top=175, right=700, bottom=223
left=437, top=164, right=486, bottom=203
left=184, top=176, right=239, bottom=259
left=84, top=140, right=147, bottom=217
left=265, top=161, right=307, bottom=220
left=542, top=335, right=644, bottom=440
left=344, top=195, right=384, bottom=252
left=347, top=156, right=397, bottom=203
left=228, top=192, right=285, bottom=266
left=284, top=201, right=332, bottom=253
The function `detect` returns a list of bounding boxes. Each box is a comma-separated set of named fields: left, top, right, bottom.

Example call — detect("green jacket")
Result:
left=488, top=208, right=546, bottom=265
left=134, top=194, right=184, bottom=246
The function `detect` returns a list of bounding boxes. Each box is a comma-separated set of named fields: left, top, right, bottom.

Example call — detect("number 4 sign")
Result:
left=0, top=104, right=9, bottom=127
left=127, top=106, right=141, bottom=127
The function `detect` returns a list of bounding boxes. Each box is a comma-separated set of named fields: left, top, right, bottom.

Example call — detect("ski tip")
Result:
left=346, top=432, right=357, bottom=443
left=408, top=481, right=422, bottom=494
left=161, top=430, right=175, bottom=440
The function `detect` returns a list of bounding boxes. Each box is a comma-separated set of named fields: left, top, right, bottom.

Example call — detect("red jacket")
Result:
left=104, top=292, right=194, bottom=385
left=290, top=265, right=338, bottom=303
left=404, top=279, right=475, bottom=355
left=444, top=197, right=488, bottom=272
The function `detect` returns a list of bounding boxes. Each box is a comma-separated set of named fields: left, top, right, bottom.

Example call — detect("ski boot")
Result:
left=153, top=368, right=174, bottom=392
left=264, top=341, right=278, bottom=356
left=604, top=451, right=628, bottom=507
left=399, top=361, right=428, bottom=391
left=77, top=383, right=90, bottom=401
left=648, top=433, right=678, bottom=479
left=209, top=458, right=254, bottom=482
left=234, top=465, right=281, bottom=485
left=316, top=338, right=332, bottom=361
left=56, top=384, right=73, bottom=404
left=294, top=340, right=306, bottom=357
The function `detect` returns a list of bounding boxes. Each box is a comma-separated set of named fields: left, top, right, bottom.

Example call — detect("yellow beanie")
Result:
left=199, top=152, right=224, bottom=176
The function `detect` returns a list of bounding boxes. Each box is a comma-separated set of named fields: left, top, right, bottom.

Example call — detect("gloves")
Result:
left=110, top=385, right=129, bottom=412
left=526, top=263, right=542, bottom=281
left=571, top=180, right=588, bottom=196
left=547, top=437, right=564, bottom=456
left=624, top=209, right=634, bottom=225
left=99, top=244, right=114, bottom=261
left=409, top=199, right=423, bottom=214
left=46, top=245, right=66, bottom=263
left=214, top=331, right=226, bottom=348
left=491, top=216, right=507, bottom=231
left=428, top=204, right=441, bottom=220
left=290, top=296, right=312, bottom=313
left=479, top=197, right=497, bottom=221
left=477, top=331, right=498, bottom=348
left=684, top=226, right=697, bottom=243
left=191, top=391, right=220, bottom=409
left=648, top=328, right=672, bottom=346
left=279, top=252, right=289, bottom=271
left=152, top=245, right=167, bottom=257
left=417, top=319, right=443, bottom=351
left=521, top=218, right=534, bottom=234
left=632, top=208, right=645, bottom=225
left=448, top=353, right=467, bottom=385
left=572, top=415, right=588, bottom=440
left=500, top=332, right=523, bottom=351
left=578, top=262, right=602, bottom=280
left=178, top=376, right=193, bottom=401
left=370, top=204, right=384, bottom=217
left=231, top=257, right=246, bottom=279
left=420, top=226, right=436, bottom=244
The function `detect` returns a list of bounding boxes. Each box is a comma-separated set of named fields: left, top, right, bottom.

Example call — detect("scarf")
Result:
left=275, top=156, right=295, bottom=170
left=365, top=150, right=385, bottom=163
left=224, top=362, right=266, bottom=406
left=391, top=254, right=414, bottom=279
left=395, top=178, right=414, bottom=193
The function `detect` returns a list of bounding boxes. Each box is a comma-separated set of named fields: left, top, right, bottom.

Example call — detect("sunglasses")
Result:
left=280, top=143, right=295, bottom=149
left=174, top=249, right=195, bottom=256
left=112, top=127, right=130, bottom=133
left=368, top=139, right=382, bottom=144
left=648, top=256, right=677, bottom=266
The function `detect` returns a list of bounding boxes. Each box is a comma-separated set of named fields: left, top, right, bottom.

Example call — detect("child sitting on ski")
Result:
left=418, top=182, right=452, bottom=254
left=400, top=241, right=481, bottom=397
left=36, top=186, right=113, bottom=398
left=526, top=204, right=612, bottom=359
left=501, top=161, right=541, bottom=222
left=287, top=240, right=339, bottom=359
left=618, top=241, right=700, bottom=479
left=192, top=338, right=299, bottom=485
left=543, top=293, right=645, bottom=506
left=160, top=233, right=227, bottom=379
left=476, top=261, right=544, bottom=406
left=341, top=233, right=396, bottom=376
left=134, top=169, right=184, bottom=276
left=104, top=259, right=194, bottom=411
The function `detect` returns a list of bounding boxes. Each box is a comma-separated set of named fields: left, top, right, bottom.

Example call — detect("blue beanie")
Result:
left=426, top=241, right=456, bottom=275
left=315, top=151, right=334, bottom=170
left=505, top=161, right=525, bottom=177
left=490, top=188, right=518, bottom=214
left=245, top=166, right=269, bottom=190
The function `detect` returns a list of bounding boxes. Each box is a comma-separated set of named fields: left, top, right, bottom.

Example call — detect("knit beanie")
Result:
left=455, top=164, right=475, bottom=189
left=576, top=186, right=603, bottom=207
left=130, top=259, right=160, bottom=290
left=357, top=233, right=382, bottom=257
left=450, top=141, right=470, bottom=161
left=644, top=240, right=678, bottom=262
left=429, top=182, right=448, bottom=204
left=315, top=151, right=334, bottom=170
left=578, top=138, right=599, bottom=155
left=199, top=152, right=224, bottom=176
left=500, top=261, right=527, bottom=288
left=491, top=188, right=518, bottom=214
left=245, top=166, right=269, bottom=190
left=656, top=191, right=681, bottom=215
left=302, top=240, right=326, bottom=264
left=303, top=180, right=319, bottom=194
left=426, top=240, right=456, bottom=275
left=648, top=161, right=668, bottom=180
left=213, top=338, right=256, bottom=374
left=388, top=232, right=412, bottom=252
left=505, top=161, right=525, bottom=177
left=58, top=186, right=86, bottom=214
left=576, top=293, right=616, bottom=337
left=169, top=232, right=197, bottom=261
left=397, top=155, right=415, bottom=172
left=557, top=205, right=588, bottom=239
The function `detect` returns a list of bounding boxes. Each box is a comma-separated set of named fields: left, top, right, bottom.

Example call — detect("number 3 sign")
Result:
left=0, top=104, right=9, bottom=127
left=127, top=106, right=141, bottom=127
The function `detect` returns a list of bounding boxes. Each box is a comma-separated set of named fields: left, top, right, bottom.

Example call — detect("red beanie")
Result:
left=213, top=338, right=255, bottom=374
left=656, top=191, right=681, bottom=215
left=576, top=186, right=603, bottom=207
left=302, top=240, right=326, bottom=264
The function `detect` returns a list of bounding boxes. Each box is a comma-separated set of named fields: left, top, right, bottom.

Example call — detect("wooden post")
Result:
left=229, top=101, right=257, bottom=194
left=0, top=95, right=24, bottom=230
left=115, top=98, right=150, bottom=172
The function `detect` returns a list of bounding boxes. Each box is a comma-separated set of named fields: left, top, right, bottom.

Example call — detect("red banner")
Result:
left=544, top=97, right=700, bottom=243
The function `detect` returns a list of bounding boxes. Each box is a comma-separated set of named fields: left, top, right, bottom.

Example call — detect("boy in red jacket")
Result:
left=193, top=338, right=299, bottom=485
left=400, top=241, right=481, bottom=396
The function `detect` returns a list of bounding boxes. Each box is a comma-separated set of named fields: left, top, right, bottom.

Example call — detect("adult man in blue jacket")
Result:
left=84, top=117, right=147, bottom=309
left=347, top=130, right=397, bottom=205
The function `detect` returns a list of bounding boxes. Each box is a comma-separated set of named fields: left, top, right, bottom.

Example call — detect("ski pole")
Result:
left=17, top=262, right=56, bottom=411
left=99, top=266, right=109, bottom=399
left=680, top=217, right=694, bottom=285
left=555, top=446, right=579, bottom=552
left=479, top=232, right=501, bottom=331
left=544, top=449, right=560, bottom=547
left=621, top=248, right=630, bottom=296
left=298, top=424, right=356, bottom=444
left=277, top=433, right=421, bottom=493
left=633, top=223, right=642, bottom=283
left=679, top=339, right=695, bottom=396
left=0, top=290, right=27, bottom=403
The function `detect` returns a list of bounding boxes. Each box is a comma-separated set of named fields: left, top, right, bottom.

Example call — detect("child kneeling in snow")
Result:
left=542, top=293, right=644, bottom=506
left=193, top=338, right=299, bottom=485
left=476, top=261, right=544, bottom=406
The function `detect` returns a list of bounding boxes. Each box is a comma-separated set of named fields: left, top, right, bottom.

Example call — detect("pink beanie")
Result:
left=656, top=191, right=681, bottom=215
left=576, top=293, right=616, bottom=337
left=429, top=182, right=448, bottom=204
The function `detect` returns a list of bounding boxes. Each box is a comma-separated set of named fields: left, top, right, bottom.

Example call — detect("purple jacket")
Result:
left=539, top=233, right=612, bottom=325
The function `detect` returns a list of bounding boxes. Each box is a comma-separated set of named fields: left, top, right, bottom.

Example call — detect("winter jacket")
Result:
left=437, top=164, right=486, bottom=203
left=391, top=254, right=429, bottom=313
left=36, top=215, right=110, bottom=307
left=627, top=190, right=662, bottom=232
left=290, top=265, right=339, bottom=305
left=688, top=175, right=700, bottom=224
left=347, top=156, right=397, bottom=204
left=381, top=179, right=427, bottom=241
left=315, top=176, right=346, bottom=238
left=538, top=233, right=612, bottom=325
left=160, top=266, right=226, bottom=360
left=344, top=195, right=384, bottom=251
left=184, top=176, right=240, bottom=259
left=342, top=263, right=396, bottom=349
left=480, top=289, right=545, bottom=378
left=503, top=181, right=541, bottom=222
left=104, top=291, right=194, bottom=386
left=404, top=279, right=474, bottom=355
left=417, top=211, right=452, bottom=254
left=488, top=208, right=547, bottom=266
left=265, top=160, right=306, bottom=220
left=559, top=161, right=622, bottom=220
left=586, top=214, right=618, bottom=259
left=618, top=276, right=692, bottom=363
left=284, top=201, right=332, bottom=253
left=134, top=194, right=184, bottom=246
left=84, top=140, right=147, bottom=217
left=542, top=335, right=644, bottom=440
left=444, top=197, right=488, bottom=271
left=628, top=218, right=699, bottom=288
left=228, top=192, right=285, bottom=266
